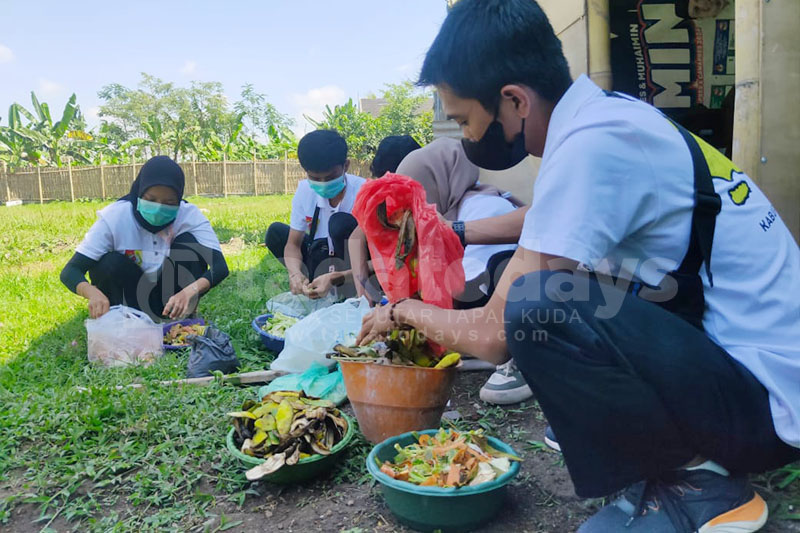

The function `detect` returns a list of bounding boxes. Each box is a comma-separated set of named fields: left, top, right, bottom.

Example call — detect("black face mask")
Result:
left=461, top=117, right=527, bottom=171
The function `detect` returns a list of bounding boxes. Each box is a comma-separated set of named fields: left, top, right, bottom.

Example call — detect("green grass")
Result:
left=0, top=196, right=308, bottom=530
left=1, top=197, right=799, bottom=531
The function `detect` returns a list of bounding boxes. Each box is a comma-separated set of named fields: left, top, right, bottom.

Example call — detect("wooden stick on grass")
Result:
left=75, top=370, right=285, bottom=393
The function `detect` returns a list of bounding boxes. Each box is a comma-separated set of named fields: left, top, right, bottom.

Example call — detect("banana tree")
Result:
left=25, top=92, right=91, bottom=166
left=0, top=103, right=48, bottom=168
left=141, top=115, right=164, bottom=157
left=191, top=112, right=245, bottom=161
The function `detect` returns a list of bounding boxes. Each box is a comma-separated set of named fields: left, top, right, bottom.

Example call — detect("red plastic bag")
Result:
left=352, top=174, right=465, bottom=309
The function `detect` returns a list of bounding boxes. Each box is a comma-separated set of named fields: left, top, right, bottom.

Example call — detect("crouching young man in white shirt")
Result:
left=265, top=130, right=366, bottom=299
left=357, top=1, right=800, bottom=531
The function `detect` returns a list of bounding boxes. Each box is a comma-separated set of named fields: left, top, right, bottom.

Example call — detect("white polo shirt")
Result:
left=289, top=174, right=366, bottom=247
left=458, top=193, right=518, bottom=282
left=520, top=74, right=800, bottom=447
left=77, top=200, right=222, bottom=281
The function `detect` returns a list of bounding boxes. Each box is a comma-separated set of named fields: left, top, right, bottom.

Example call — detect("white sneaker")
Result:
left=479, top=360, right=533, bottom=405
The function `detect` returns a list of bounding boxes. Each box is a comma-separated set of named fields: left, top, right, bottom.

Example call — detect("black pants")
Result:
left=88, top=233, right=209, bottom=320
left=454, top=249, right=516, bottom=309
left=265, top=212, right=358, bottom=280
left=505, top=270, right=800, bottom=498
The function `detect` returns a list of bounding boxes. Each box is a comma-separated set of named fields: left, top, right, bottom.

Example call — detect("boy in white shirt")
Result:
left=265, top=130, right=365, bottom=297
left=357, top=1, right=800, bottom=531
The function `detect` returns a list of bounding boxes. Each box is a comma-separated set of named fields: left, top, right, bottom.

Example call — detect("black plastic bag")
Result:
left=186, top=324, right=240, bottom=378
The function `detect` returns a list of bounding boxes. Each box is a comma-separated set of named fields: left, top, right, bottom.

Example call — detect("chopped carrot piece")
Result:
left=446, top=465, right=461, bottom=486
left=420, top=475, right=438, bottom=486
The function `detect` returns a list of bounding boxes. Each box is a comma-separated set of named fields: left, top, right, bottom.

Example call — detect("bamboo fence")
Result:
left=0, top=157, right=372, bottom=204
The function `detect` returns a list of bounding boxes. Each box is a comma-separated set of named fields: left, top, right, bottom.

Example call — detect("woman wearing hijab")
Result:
left=60, top=156, right=229, bottom=321
left=350, top=137, right=522, bottom=307
left=349, top=137, right=531, bottom=405
left=395, top=137, right=523, bottom=308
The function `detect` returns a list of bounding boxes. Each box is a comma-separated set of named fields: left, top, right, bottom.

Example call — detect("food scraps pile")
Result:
left=163, top=323, right=206, bottom=346
left=378, top=429, right=521, bottom=488
left=228, top=391, right=348, bottom=480
left=261, top=312, right=299, bottom=338
left=330, top=328, right=460, bottom=369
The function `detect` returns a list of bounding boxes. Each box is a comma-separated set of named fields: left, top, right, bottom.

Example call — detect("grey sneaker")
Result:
left=578, top=469, right=768, bottom=533
left=458, top=355, right=497, bottom=372
left=479, top=360, right=533, bottom=405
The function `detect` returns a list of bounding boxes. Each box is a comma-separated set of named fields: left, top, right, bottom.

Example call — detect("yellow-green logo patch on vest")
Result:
left=690, top=132, right=751, bottom=206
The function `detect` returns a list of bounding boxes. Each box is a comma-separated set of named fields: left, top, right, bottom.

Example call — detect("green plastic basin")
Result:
left=367, top=429, right=521, bottom=532
left=226, top=412, right=355, bottom=484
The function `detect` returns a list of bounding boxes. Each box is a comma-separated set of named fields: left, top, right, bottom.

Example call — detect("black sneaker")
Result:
left=544, top=426, right=561, bottom=452
left=578, top=469, right=767, bottom=532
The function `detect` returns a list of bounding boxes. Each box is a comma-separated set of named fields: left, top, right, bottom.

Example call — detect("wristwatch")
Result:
left=452, top=220, right=467, bottom=247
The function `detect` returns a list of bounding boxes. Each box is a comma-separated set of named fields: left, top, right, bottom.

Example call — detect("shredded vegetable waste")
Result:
left=378, top=429, right=520, bottom=488
left=261, top=312, right=299, bottom=338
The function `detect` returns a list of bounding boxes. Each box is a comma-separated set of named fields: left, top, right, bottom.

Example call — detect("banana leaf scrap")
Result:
left=329, top=328, right=460, bottom=369
left=227, top=391, right=348, bottom=481
left=376, top=202, right=417, bottom=272
left=378, top=429, right=521, bottom=488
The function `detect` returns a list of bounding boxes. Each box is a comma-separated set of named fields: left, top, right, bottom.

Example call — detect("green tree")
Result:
left=234, top=84, right=294, bottom=140
left=307, top=99, right=380, bottom=161
left=97, top=74, right=297, bottom=161
left=98, top=74, right=237, bottom=161
left=376, top=82, right=434, bottom=146
left=307, top=81, right=433, bottom=161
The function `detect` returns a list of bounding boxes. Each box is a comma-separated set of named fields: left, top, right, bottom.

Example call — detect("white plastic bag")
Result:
left=271, top=297, right=372, bottom=373
left=265, top=291, right=340, bottom=318
left=85, top=305, right=164, bottom=367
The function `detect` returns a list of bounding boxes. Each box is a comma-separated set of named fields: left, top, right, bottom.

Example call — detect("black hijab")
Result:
left=120, top=156, right=186, bottom=233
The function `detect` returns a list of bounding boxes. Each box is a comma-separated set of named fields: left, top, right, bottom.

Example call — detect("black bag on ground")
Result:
left=186, top=324, right=240, bottom=378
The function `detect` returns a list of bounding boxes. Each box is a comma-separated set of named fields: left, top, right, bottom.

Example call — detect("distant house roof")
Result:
left=360, top=98, right=389, bottom=118
left=359, top=97, right=434, bottom=118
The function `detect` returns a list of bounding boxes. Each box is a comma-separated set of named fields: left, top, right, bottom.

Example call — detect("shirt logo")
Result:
left=124, top=249, right=143, bottom=266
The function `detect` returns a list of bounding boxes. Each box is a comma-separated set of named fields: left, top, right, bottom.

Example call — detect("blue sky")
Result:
left=0, top=0, right=448, bottom=135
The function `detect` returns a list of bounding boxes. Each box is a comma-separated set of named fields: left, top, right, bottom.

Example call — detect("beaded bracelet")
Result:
left=389, top=298, right=410, bottom=328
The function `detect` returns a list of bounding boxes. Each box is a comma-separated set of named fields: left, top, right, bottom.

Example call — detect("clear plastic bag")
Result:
left=265, top=291, right=340, bottom=318
left=85, top=305, right=164, bottom=367
left=270, top=297, right=372, bottom=373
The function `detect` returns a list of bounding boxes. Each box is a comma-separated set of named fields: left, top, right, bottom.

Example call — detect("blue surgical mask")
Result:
left=137, top=198, right=180, bottom=226
left=308, top=174, right=346, bottom=199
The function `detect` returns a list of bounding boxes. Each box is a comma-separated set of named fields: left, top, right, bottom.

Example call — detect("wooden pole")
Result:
left=252, top=149, right=258, bottom=196
left=37, top=165, right=43, bottom=204
left=283, top=151, right=289, bottom=194
left=192, top=155, right=198, bottom=196
left=733, top=0, right=762, bottom=179
left=222, top=153, right=228, bottom=198
left=131, top=153, right=137, bottom=185
left=1, top=161, right=9, bottom=204
left=587, top=0, right=612, bottom=90
left=67, top=159, right=75, bottom=203
left=99, top=161, right=106, bottom=200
